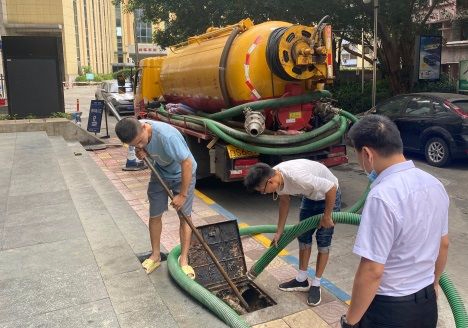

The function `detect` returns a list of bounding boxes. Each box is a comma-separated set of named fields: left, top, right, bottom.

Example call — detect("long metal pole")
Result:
left=105, top=101, right=250, bottom=311
left=134, top=11, right=139, bottom=65
left=372, top=0, right=378, bottom=108
left=361, top=28, right=365, bottom=94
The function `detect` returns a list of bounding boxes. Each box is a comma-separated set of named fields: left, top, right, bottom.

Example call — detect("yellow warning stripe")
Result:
left=194, top=192, right=287, bottom=256
left=239, top=223, right=288, bottom=256
left=194, top=189, right=215, bottom=205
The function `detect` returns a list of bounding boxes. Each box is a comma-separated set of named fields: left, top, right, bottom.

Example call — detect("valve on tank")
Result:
left=244, top=108, right=265, bottom=137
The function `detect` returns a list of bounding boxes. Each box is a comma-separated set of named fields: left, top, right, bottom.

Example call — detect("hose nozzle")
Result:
left=244, top=108, right=265, bottom=137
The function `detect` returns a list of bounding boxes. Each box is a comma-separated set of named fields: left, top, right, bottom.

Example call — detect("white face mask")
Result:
left=362, top=150, right=378, bottom=182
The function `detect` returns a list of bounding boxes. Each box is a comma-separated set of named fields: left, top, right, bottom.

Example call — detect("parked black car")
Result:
left=95, top=80, right=134, bottom=116
left=365, top=93, right=468, bottom=167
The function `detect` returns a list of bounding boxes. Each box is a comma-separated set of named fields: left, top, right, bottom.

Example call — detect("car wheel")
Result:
left=424, top=137, right=451, bottom=167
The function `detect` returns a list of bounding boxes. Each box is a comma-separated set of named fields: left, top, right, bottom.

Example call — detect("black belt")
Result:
left=374, top=284, right=435, bottom=303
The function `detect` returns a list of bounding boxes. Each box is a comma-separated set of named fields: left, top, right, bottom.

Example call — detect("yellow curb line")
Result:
left=194, top=189, right=215, bottom=205
left=238, top=223, right=288, bottom=256
left=195, top=191, right=288, bottom=256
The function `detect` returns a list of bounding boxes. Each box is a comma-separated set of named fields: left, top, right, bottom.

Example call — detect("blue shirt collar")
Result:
left=371, top=160, right=415, bottom=189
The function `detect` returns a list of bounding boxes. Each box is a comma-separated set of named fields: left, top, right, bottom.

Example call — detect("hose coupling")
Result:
left=246, top=269, right=257, bottom=281
left=244, top=108, right=265, bottom=137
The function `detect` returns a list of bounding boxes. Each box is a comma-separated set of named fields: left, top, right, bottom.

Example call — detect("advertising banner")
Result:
left=418, top=36, right=442, bottom=80
left=87, top=100, right=105, bottom=133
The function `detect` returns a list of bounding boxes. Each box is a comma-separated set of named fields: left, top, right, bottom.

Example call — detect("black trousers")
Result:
left=359, top=284, right=438, bottom=328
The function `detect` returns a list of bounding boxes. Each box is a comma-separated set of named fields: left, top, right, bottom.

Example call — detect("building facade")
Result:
left=0, top=0, right=165, bottom=83
left=426, top=0, right=468, bottom=84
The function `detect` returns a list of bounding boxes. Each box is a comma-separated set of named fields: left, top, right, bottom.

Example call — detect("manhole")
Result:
left=188, top=220, right=276, bottom=314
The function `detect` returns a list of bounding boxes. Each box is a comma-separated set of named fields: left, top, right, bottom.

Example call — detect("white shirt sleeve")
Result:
left=353, top=196, right=399, bottom=264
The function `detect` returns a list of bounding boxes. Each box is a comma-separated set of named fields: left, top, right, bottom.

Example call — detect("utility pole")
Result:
left=363, top=0, right=378, bottom=108
left=361, top=28, right=365, bottom=94
left=133, top=10, right=139, bottom=66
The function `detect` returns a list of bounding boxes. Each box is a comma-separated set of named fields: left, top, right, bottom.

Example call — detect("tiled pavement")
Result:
left=88, top=140, right=350, bottom=327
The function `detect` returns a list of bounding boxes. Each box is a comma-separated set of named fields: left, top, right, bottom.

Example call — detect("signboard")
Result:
left=459, top=60, right=468, bottom=92
left=85, top=73, right=94, bottom=81
left=128, top=43, right=167, bottom=55
left=87, top=100, right=105, bottom=133
left=418, top=36, right=442, bottom=80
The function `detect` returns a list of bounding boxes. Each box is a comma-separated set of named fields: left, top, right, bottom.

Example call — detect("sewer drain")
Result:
left=188, top=220, right=276, bottom=314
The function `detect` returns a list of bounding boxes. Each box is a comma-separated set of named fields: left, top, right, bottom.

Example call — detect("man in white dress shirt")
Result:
left=244, top=159, right=341, bottom=306
left=340, top=115, right=449, bottom=328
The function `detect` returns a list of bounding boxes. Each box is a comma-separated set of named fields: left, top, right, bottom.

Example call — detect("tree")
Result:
left=121, top=0, right=444, bottom=94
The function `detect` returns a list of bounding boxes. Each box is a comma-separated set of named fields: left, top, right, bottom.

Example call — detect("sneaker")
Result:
left=278, top=278, right=310, bottom=292
left=307, top=286, right=321, bottom=306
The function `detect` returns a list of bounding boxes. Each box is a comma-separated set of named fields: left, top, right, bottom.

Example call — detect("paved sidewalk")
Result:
left=88, top=139, right=350, bottom=327
left=0, top=131, right=349, bottom=328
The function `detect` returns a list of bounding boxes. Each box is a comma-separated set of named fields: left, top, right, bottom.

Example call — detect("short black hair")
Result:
left=244, top=163, right=275, bottom=192
left=347, top=115, right=403, bottom=156
left=115, top=117, right=142, bottom=143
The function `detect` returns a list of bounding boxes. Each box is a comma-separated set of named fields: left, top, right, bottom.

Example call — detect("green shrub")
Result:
left=75, top=75, right=88, bottom=82
left=81, top=66, right=93, bottom=74
left=100, top=73, right=114, bottom=80
left=329, top=79, right=392, bottom=114
left=113, top=68, right=133, bottom=79
left=50, top=112, right=71, bottom=119
left=412, top=73, right=456, bottom=93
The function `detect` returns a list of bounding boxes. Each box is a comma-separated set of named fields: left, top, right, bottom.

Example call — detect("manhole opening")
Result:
left=188, top=220, right=277, bottom=314
left=215, top=280, right=276, bottom=314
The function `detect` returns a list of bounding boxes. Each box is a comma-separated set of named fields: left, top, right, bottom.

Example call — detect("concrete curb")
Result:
left=0, top=118, right=105, bottom=146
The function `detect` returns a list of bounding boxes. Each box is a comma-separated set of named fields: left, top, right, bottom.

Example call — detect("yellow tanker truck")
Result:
left=133, top=18, right=353, bottom=182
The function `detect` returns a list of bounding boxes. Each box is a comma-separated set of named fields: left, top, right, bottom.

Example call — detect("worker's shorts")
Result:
left=147, top=175, right=196, bottom=218
left=297, top=189, right=341, bottom=250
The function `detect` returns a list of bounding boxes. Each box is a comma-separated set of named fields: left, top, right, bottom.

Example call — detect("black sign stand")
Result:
left=87, top=100, right=105, bottom=134
left=101, top=106, right=110, bottom=139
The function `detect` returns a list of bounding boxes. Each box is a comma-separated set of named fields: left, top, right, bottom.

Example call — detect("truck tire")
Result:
left=424, top=137, right=451, bottom=167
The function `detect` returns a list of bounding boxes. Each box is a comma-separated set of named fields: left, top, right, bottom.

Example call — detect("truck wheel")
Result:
left=424, top=137, right=451, bottom=167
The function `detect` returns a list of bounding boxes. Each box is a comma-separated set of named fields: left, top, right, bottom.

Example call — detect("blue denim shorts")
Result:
left=297, top=189, right=341, bottom=248
left=147, top=175, right=196, bottom=218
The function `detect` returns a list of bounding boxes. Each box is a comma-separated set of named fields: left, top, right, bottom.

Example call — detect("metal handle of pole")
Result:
left=142, top=154, right=250, bottom=311
left=105, top=100, right=250, bottom=311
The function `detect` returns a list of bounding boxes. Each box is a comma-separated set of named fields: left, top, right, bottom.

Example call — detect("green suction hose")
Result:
left=168, top=245, right=250, bottom=328
left=247, top=212, right=361, bottom=278
left=439, top=272, right=468, bottom=328
left=198, top=90, right=332, bottom=120
left=209, top=116, right=341, bottom=145
left=156, top=107, right=343, bottom=146
left=168, top=212, right=467, bottom=328
left=204, top=116, right=348, bottom=155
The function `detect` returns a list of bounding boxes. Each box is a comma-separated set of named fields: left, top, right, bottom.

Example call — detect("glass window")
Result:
left=109, top=82, right=133, bottom=93
left=452, top=101, right=468, bottom=115
left=433, top=100, right=448, bottom=113
left=376, top=96, right=408, bottom=115
left=404, top=97, right=433, bottom=116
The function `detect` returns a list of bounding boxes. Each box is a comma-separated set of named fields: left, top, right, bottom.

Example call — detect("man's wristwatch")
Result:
left=340, top=315, right=358, bottom=328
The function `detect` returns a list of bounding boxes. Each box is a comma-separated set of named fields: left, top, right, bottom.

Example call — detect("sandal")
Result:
left=142, top=258, right=161, bottom=274
left=181, top=265, right=196, bottom=280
